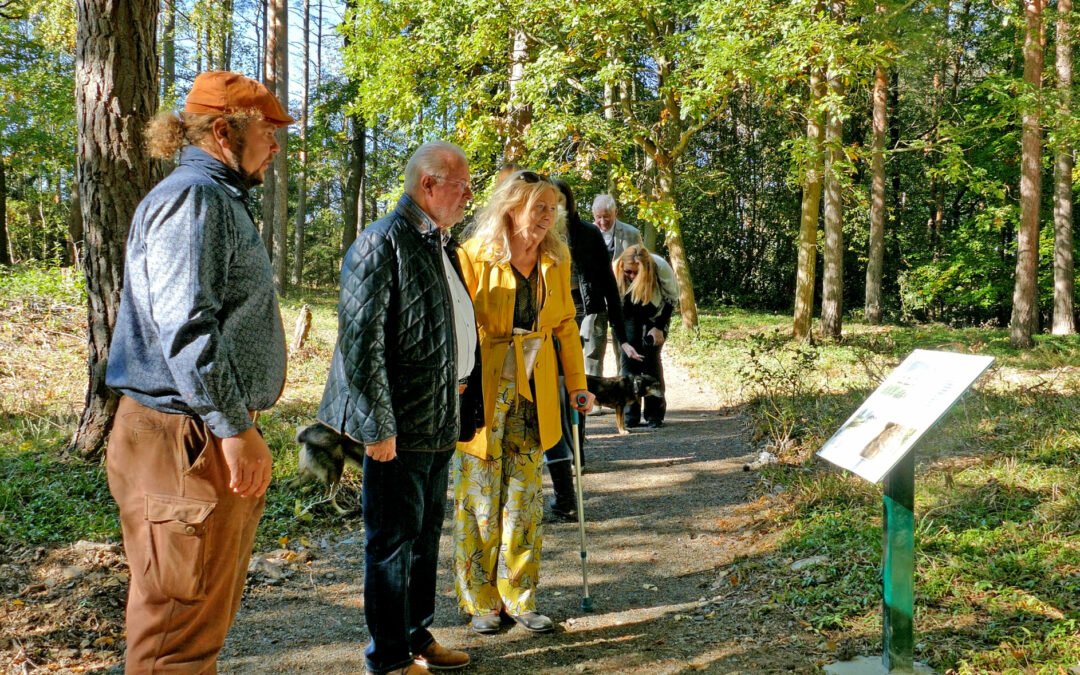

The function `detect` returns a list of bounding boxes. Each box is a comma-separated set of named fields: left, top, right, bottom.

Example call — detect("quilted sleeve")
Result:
left=339, top=231, right=398, bottom=444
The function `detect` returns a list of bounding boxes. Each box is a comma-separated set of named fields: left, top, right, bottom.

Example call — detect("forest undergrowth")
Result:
left=668, top=309, right=1080, bottom=673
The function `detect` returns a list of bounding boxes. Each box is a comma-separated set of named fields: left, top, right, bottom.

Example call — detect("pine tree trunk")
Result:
left=0, top=153, right=9, bottom=265
left=1052, top=0, right=1075, bottom=335
left=260, top=0, right=276, bottom=257
left=72, top=0, right=159, bottom=458
left=865, top=61, right=888, bottom=325
left=794, top=64, right=826, bottom=340
left=270, top=0, right=288, bottom=293
left=820, top=41, right=846, bottom=339
left=161, top=0, right=174, bottom=98
left=1010, top=0, right=1045, bottom=348
left=292, top=0, right=309, bottom=287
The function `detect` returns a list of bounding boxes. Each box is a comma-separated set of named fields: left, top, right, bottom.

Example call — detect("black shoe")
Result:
left=544, top=496, right=576, bottom=523
left=509, top=611, right=554, bottom=633
left=626, top=419, right=642, bottom=428
left=646, top=420, right=664, bottom=429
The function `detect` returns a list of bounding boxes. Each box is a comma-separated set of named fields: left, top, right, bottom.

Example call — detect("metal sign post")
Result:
left=882, top=451, right=914, bottom=671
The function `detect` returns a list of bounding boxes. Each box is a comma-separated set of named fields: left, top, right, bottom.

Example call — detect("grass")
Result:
left=669, top=310, right=1080, bottom=673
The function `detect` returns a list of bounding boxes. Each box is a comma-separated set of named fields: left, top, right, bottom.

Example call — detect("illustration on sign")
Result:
left=817, top=349, right=994, bottom=483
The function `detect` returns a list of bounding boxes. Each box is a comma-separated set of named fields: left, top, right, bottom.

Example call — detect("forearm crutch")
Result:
left=570, top=395, right=594, bottom=612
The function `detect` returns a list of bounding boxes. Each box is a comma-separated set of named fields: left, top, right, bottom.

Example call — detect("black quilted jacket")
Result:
left=316, top=195, right=482, bottom=451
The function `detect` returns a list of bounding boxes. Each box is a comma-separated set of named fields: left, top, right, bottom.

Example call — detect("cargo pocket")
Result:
left=143, top=493, right=216, bottom=603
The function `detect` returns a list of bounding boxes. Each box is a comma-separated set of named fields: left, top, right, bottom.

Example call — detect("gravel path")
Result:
left=218, top=356, right=825, bottom=674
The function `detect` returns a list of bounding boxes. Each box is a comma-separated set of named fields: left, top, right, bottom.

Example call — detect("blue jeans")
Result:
left=362, top=448, right=453, bottom=674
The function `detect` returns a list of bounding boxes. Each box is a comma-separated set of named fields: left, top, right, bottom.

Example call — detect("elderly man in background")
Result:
left=105, top=71, right=292, bottom=673
left=581, top=194, right=643, bottom=378
left=316, top=141, right=481, bottom=675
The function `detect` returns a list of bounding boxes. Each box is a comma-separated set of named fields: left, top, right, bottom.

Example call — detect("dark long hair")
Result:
left=552, top=178, right=584, bottom=229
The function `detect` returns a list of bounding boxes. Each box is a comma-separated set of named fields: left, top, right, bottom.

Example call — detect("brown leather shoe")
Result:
left=414, top=641, right=470, bottom=671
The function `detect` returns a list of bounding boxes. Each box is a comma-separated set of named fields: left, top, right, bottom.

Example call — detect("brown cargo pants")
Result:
left=106, top=396, right=265, bottom=674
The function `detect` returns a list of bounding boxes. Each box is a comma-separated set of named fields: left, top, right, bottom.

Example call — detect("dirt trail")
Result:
left=218, top=357, right=826, bottom=674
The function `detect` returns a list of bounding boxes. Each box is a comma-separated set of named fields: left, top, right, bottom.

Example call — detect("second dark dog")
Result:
left=585, top=374, right=664, bottom=435
left=294, top=422, right=364, bottom=513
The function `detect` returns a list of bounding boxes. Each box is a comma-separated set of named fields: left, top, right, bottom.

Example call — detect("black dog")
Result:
left=294, top=422, right=364, bottom=513
left=585, top=374, right=664, bottom=435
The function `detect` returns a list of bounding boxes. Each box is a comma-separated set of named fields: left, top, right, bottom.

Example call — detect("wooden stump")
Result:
left=291, top=304, right=312, bottom=357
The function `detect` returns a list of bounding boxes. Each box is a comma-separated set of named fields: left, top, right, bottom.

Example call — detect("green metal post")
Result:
left=882, top=451, right=915, bottom=672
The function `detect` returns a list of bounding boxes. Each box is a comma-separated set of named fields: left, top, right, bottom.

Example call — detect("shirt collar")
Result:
left=179, top=145, right=250, bottom=201
left=396, top=193, right=451, bottom=245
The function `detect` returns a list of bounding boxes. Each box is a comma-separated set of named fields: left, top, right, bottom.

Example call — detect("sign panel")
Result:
left=817, top=349, right=994, bottom=483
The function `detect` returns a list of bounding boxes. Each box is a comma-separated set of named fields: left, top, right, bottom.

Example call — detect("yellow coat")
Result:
left=456, top=238, right=587, bottom=458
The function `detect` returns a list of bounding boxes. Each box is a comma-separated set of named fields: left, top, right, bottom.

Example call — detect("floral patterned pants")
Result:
left=452, top=379, right=545, bottom=616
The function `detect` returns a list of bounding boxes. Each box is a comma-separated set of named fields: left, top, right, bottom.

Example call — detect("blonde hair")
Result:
left=614, top=245, right=660, bottom=306
left=466, top=171, right=568, bottom=265
left=144, top=109, right=262, bottom=159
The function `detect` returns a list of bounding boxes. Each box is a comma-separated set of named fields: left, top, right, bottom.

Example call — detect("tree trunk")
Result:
left=0, top=152, right=9, bottom=265
left=343, top=115, right=365, bottom=252
left=820, top=29, right=846, bottom=340
left=260, top=0, right=276, bottom=257
left=657, top=161, right=698, bottom=330
left=161, top=0, right=174, bottom=98
left=1010, top=0, right=1045, bottom=348
left=73, top=0, right=159, bottom=458
left=793, top=64, right=827, bottom=340
left=270, top=0, right=288, bottom=293
left=505, top=28, right=531, bottom=162
left=1052, top=0, right=1074, bottom=335
left=865, top=61, right=888, bottom=325
left=292, top=0, right=309, bottom=287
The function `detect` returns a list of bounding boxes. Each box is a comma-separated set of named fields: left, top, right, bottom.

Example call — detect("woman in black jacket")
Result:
left=545, top=179, right=642, bottom=521
left=614, top=244, right=673, bottom=428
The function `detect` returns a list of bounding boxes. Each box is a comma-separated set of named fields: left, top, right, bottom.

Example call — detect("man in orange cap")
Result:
left=106, top=71, right=293, bottom=673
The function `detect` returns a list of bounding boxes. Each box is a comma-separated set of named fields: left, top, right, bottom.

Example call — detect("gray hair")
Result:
left=404, top=141, right=467, bottom=195
left=592, top=193, right=618, bottom=213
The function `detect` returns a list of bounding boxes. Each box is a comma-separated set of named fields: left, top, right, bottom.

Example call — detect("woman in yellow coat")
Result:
left=454, top=170, right=594, bottom=634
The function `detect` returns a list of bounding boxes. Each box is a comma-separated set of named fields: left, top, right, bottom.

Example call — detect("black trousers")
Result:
left=619, top=341, right=666, bottom=425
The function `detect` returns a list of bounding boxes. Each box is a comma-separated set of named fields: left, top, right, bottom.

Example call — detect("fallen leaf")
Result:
left=93, top=636, right=115, bottom=646
left=643, top=583, right=658, bottom=591
left=278, top=535, right=289, bottom=547
left=12, top=600, right=23, bottom=606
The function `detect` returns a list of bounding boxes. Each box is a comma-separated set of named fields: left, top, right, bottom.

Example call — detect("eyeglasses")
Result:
left=433, top=175, right=473, bottom=193
left=514, top=170, right=551, bottom=184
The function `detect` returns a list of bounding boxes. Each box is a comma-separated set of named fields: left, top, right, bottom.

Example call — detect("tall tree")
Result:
left=293, top=0, right=309, bottom=286
left=72, top=0, right=159, bottom=457
left=0, top=149, right=9, bottom=265
left=820, top=0, right=847, bottom=339
left=865, top=56, right=888, bottom=325
left=793, top=38, right=827, bottom=340
left=1052, top=0, right=1074, bottom=335
left=343, top=115, right=365, bottom=251
left=260, top=0, right=275, bottom=257
left=161, top=0, right=175, bottom=99
left=504, top=28, right=531, bottom=162
left=269, top=0, right=288, bottom=292
left=1010, top=0, right=1046, bottom=348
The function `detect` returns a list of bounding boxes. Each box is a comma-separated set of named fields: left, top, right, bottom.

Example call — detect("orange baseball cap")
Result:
left=184, top=71, right=295, bottom=127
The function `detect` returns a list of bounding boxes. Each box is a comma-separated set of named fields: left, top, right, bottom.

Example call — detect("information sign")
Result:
left=817, top=349, right=994, bottom=483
